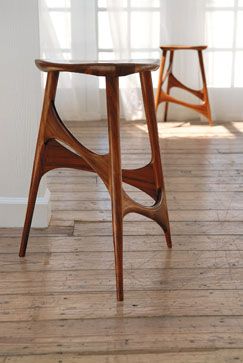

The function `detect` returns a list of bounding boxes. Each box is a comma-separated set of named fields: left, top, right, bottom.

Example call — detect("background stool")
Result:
left=155, top=45, right=213, bottom=126
left=19, top=60, right=172, bottom=301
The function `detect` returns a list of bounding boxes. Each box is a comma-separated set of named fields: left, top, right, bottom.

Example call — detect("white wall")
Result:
left=0, top=0, right=51, bottom=227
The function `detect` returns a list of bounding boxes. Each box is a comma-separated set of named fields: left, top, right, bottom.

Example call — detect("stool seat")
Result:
left=160, top=45, right=207, bottom=51
left=35, top=59, right=160, bottom=77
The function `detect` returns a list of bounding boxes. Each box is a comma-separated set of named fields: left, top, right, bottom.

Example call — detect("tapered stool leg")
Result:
left=155, top=50, right=167, bottom=112
left=140, top=71, right=172, bottom=248
left=106, top=76, right=124, bottom=301
left=164, top=51, right=174, bottom=122
left=19, top=72, right=59, bottom=257
left=19, top=151, right=43, bottom=257
left=198, top=50, right=213, bottom=126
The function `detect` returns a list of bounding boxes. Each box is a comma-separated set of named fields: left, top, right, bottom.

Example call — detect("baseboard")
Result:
left=0, top=189, right=51, bottom=228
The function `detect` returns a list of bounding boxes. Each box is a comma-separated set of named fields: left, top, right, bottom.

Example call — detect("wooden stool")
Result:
left=155, top=45, right=213, bottom=126
left=19, top=60, right=172, bottom=301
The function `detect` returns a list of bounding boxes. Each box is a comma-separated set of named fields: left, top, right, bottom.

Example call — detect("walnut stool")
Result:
left=155, top=45, right=213, bottom=125
left=19, top=60, right=172, bottom=301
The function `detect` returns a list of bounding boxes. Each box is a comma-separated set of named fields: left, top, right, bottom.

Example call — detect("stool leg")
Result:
left=155, top=50, right=167, bottom=112
left=198, top=50, right=213, bottom=126
left=19, top=149, right=43, bottom=257
left=19, top=72, right=59, bottom=257
left=106, top=76, right=124, bottom=301
left=140, top=71, right=172, bottom=248
left=164, top=51, right=174, bottom=122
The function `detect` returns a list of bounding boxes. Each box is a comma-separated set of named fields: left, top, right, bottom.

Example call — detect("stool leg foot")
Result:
left=106, top=76, right=124, bottom=301
left=164, top=102, right=169, bottom=122
left=112, top=222, right=123, bottom=302
left=163, top=205, right=172, bottom=249
left=19, top=152, right=43, bottom=257
left=165, top=232, right=172, bottom=249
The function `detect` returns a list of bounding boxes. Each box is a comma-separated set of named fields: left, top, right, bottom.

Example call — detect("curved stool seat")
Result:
left=160, top=45, right=207, bottom=51
left=19, top=59, right=172, bottom=301
left=36, top=59, right=159, bottom=77
left=155, top=45, right=212, bottom=125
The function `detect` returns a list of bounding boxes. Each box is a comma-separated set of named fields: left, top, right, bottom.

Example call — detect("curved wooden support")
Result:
left=122, top=163, right=157, bottom=199
left=123, top=191, right=168, bottom=229
left=160, top=90, right=209, bottom=119
left=167, top=73, right=204, bottom=101
left=155, top=47, right=213, bottom=125
left=46, top=102, right=110, bottom=187
left=43, top=140, right=96, bottom=174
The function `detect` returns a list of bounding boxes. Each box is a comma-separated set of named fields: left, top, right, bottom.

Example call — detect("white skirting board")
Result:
left=0, top=189, right=51, bottom=228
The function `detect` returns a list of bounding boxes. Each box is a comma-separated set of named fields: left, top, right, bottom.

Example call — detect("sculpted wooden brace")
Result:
left=19, top=60, right=172, bottom=301
left=155, top=45, right=213, bottom=126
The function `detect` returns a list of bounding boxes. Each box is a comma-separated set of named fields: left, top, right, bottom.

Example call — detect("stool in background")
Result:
left=19, top=60, right=172, bottom=301
left=155, top=45, right=213, bottom=126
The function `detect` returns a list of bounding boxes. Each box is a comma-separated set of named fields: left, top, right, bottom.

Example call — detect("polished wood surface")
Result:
left=2, top=121, right=243, bottom=361
left=160, top=45, right=208, bottom=51
left=19, top=61, right=171, bottom=302
left=155, top=46, right=212, bottom=125
left=36, top=59, right=160, bottom=77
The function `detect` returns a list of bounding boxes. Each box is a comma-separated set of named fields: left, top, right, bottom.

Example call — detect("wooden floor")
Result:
left=1, top=120, right=243, bottom=362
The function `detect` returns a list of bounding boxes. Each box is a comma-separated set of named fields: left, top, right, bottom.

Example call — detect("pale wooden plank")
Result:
left=50, top=209, right=243, bottom=222
left=50, top=198, right=243, bottom=211
left=66, top=127, right=243, bottom=137
left=2, top=250, right=243, bottom=271
left=49, top=219, right=74, bottom=227
left=48, top=135, right=243, bottom=144
left=2, top=235, right=242, bottom=254
left=49, top=168, right=243, bottom=178
left=0, top=267, right=241, bottom=294
left=3, top=350, right=243, bottom=363
left=120, top=154, right=243, bottom=166
left=1, top=290, right=243, bottom=322
left=0, top=226, right=73, bottom=238
left=50, top=191, right=243, bottom=210
left=74, top=220, right=243, bottom=236
left=48, top=175, right=243, bottom=184
left=48, top=180, right=243, bottom=193
left=0, top=316, right=243, bottom=355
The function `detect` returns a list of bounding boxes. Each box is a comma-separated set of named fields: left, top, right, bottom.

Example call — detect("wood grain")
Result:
left=35, top=59, right=160, bottom=77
